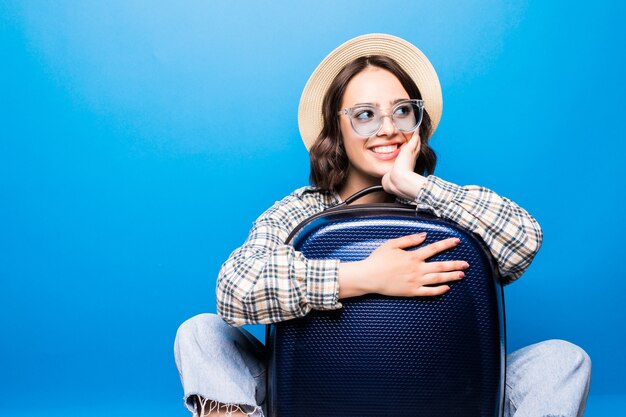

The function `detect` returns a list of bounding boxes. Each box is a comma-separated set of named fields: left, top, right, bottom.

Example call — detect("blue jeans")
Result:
left=174, top=313, right=591, bottom=417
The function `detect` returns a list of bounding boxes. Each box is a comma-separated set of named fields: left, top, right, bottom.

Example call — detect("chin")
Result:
left=369, top=162, right=394, bottom=177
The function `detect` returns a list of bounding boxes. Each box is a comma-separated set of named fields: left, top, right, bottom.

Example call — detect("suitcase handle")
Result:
left=342, top=185, right=385, bottom=205
left=341, top=185, right=434, bottom=214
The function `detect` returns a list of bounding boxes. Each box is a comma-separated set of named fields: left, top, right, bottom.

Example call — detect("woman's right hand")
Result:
left=338, top=233, right=468, bottom=299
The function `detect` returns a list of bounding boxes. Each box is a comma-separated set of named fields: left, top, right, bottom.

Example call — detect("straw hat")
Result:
left=298, top=33, right=443, bottom=150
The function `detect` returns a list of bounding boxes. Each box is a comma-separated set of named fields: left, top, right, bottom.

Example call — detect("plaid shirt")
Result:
left=216, top=176, right=543, bottom=326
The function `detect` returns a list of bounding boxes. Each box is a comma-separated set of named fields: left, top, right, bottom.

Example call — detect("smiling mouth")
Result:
left=370, top=144, right=399, bottom=154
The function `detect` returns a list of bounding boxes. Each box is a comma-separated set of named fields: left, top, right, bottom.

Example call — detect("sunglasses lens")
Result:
left=393, top=102, right=422, bottom=132
left=350, top=107, right=380, bottom=136
left=347, top=101, right=423, bottom=136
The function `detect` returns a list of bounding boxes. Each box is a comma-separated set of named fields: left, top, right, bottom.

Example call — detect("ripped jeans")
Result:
left=174, top=313, right=591, bottom=417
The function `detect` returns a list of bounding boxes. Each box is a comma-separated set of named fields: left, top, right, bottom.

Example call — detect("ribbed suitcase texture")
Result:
left=266, top=201, right=505, bottom=417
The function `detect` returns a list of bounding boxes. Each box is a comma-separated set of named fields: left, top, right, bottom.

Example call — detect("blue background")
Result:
left=1, top=1, right=625, bottom=415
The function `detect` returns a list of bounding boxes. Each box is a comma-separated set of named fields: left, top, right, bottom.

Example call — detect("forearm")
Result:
left=217, top=243, right=342, bottom=326
left=416, top=175, right=543, bottom=282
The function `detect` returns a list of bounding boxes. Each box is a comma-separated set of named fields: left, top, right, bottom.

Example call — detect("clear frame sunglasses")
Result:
left=338, top=99, right=424, bottom=137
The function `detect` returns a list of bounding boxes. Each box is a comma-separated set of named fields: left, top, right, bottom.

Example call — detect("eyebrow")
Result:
left=351, top=98, right=410, bottom=107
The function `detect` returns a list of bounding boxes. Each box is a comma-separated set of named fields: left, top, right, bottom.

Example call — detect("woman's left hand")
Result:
left=381, top=131, right=427, bottom=200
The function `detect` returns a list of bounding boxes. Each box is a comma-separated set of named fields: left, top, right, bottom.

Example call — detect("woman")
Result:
left=174, top=34, right=591, bottom=417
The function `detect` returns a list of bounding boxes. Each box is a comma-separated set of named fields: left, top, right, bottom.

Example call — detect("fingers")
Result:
left=414, top=285, right=450, bottom=297
left=385, top=232, right=427, bottom=249
left=423, top=271, right=465, bottom=285
left=396, top=131, right=420, bottom=163
left=424, top=260, right=470, bottom=274
left=376, top=233, right=469, bottom=299
left=384, top=234, right=466, bottom=260
left=415, top=237, right=461, bottom=259
left=412, top=269, right=465, bottom=297
left=409, top=271, right=464, bottom=297
left=409, top=130, right=421, bottom=154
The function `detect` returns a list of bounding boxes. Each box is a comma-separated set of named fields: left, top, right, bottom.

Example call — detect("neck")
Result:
left=338, top=177, right=393, bottom=204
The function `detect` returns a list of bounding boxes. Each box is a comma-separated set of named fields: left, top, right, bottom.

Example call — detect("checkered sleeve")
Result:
left=216, top=192, right=342, bottom=327
left=417, top=176, right=543, bottom=283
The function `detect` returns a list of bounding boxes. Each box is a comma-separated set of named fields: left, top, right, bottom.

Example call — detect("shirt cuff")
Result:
left=304, top=258, right=342, bottom=310
left=416, top=175, right=467, bottom=219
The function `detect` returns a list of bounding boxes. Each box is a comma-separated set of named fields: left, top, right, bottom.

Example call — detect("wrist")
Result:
left=397, top=171, right=426, bottom=200
left=338, top=260, right=372, bottom=299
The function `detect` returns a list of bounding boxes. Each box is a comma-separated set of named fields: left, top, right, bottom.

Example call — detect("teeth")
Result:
left=371, top=144, right=398, bottom=154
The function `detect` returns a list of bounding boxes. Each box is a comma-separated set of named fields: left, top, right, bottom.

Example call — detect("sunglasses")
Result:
left=338, top=99, right=424, bottom=137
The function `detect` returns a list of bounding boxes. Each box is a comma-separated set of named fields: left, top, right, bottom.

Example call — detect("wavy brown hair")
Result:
left=309, top=55, right=437, bottom=191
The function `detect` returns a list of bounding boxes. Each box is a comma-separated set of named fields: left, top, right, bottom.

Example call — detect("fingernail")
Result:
left=454, top=238, right=461, bottom=244
left=459, top=272, right=465, bottom=278
left=462, top=262, right=470, bottom=269
left=418, top=232, right=427, bottom=238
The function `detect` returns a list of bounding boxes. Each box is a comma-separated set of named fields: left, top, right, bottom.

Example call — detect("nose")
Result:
left=377, top=114, right=397, bottom=137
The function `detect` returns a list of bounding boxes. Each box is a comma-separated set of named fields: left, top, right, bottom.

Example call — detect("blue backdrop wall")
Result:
left=1, top=1, right=625, bottom=416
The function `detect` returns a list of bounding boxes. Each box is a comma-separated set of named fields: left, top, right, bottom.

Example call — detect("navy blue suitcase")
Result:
left=266, top=186, right=506, bottom=417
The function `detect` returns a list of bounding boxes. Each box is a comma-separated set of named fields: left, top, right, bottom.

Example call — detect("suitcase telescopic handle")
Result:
left=342, top=185, right=386, bottom=205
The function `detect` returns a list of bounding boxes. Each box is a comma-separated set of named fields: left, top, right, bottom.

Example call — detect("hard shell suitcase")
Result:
left=266, top=186, right=506, bottom=417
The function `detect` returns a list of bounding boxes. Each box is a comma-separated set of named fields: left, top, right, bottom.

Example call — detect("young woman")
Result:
left=174, top=34, right=591, bottom=417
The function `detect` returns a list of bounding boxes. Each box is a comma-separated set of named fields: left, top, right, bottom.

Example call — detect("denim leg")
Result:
left=504, top=339, right=591, bottom=417
left=174, top=313, right=267, bottom=416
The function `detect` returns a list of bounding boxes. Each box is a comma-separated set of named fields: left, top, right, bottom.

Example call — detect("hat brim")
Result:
left=298, top=33, right=443, bottom=150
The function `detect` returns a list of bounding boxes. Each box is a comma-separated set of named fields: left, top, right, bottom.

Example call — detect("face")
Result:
left=339, top=67, right=415, bottom=190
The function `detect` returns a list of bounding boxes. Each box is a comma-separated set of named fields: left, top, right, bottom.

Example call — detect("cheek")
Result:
left=340, top=124, right=363, bottom=156
left=342, top=140, right=360, bottom=163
